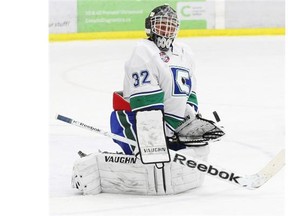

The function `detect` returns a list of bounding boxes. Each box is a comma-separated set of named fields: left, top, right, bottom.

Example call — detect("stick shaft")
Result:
left=57, top=115, right=137, bottom=145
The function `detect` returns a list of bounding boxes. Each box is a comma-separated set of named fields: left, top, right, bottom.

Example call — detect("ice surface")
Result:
left=49, top=36, right=285, bottom=216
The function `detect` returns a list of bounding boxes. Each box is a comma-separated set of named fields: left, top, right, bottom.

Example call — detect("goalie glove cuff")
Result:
left=167, top=135, right=187, bottom=151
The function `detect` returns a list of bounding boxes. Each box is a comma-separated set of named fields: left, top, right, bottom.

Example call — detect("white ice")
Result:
left=49, top=36, right=285, bottom=216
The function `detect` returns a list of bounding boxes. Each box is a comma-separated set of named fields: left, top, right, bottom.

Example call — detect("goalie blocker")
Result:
left=135, top=110, right=171, bottom=165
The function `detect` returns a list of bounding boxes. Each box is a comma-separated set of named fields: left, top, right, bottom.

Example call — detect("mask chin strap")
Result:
left=155, top=36, right=173, bottom=51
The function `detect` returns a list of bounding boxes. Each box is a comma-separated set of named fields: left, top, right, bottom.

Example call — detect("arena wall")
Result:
left=49, top=0, right=285, bottom=41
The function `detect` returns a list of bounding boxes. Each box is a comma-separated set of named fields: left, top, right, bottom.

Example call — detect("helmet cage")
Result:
left=150, top=15, right=179, bottom=39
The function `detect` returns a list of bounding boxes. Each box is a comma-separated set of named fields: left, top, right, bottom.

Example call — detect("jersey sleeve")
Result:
left=187, top=91, right=198, bottom=112
left=123, top=42, right=164, bottom=112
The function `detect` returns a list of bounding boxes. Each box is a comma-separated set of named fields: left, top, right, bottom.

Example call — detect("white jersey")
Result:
left=123, top=39, right=198, bottom=136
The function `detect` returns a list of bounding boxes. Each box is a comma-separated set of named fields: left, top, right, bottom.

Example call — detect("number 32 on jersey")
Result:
left=132, top=70, right=150, bottom=87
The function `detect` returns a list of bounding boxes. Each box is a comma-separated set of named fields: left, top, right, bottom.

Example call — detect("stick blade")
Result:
left=239, top=149, right=285, bottom=189
left=257, top=149, right=285, bottom=181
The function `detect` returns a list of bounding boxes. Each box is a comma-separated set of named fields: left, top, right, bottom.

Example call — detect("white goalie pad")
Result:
left=136, top=110, right=170, bottom=164
left=71, top=146, right=209, bottom=195
left=71, top=153, right=101, bottom=195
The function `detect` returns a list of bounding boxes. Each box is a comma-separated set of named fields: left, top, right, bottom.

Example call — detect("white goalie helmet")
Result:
left=145, top=4, right=180, bottom=51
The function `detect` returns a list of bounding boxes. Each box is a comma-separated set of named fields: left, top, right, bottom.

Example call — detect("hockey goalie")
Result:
left=71, top=4, right=225, bottom=195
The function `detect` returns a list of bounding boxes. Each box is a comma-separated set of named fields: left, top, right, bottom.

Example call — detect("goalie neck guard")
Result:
left=145, top=4, right=179, bottom=51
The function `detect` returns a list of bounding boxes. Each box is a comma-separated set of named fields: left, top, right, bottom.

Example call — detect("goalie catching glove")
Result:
left=174, top=111, right=225, bottom=146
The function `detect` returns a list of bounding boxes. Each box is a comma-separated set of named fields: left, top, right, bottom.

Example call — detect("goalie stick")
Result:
left=56, top=114, right=285, bottom=190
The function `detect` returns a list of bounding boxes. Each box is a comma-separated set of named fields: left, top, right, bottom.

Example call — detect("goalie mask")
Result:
left=145, top=5, right=179, bottom=51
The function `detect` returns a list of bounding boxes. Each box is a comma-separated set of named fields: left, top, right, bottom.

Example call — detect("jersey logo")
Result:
left=159, top=52, right=170, bottom=62
left=170, top=66, right=191, bottom=96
